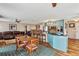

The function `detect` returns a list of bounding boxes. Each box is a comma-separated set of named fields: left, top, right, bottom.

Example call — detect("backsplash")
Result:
left=47, top=20, right=64, bottom=34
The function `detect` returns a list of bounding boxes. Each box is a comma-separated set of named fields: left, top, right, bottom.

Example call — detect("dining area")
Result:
left=16, top=35, right=39, bottom=55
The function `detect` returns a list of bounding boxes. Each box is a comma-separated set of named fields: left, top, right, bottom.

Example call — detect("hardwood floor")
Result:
left=40, top=42, right=52, bottom=48
left=0, top=39, right=79, bottom=56
left=55, top=39, right=79, bottom=56
left=42, top=39, right=79, bottom=56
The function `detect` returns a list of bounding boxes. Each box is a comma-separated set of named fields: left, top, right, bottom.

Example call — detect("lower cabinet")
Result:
left=47, top=34, right=53, bottom=47
left=47, top=33, right=68, bottom=52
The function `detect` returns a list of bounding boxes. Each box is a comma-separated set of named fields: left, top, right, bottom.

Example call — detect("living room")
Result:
left=0, top=3, right=79, bottom=56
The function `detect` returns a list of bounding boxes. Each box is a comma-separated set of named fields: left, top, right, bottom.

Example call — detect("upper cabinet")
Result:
left=47, top=20, right=64, bottom=34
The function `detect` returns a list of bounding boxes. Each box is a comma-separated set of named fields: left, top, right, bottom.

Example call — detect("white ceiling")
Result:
left=0, top=3, right=79, bottom=24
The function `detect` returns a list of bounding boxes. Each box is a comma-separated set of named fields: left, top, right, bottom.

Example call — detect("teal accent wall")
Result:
left=47, top=33, right=68, bottom=52
left=56, top=20, right=64, bottom=27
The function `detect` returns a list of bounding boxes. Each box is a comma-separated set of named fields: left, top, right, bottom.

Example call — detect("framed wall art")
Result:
left=69, top=23, right=75, bottom=28
left=9, top=24, right=17, bottom=31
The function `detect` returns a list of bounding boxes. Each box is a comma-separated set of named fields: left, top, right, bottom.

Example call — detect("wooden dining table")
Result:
left=16, top=35, right=39, bottom=55
left=26, top=36, right=39, bottom=45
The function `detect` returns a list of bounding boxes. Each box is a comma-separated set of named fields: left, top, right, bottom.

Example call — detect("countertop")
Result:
left=48, top=32, right=67, bottom=36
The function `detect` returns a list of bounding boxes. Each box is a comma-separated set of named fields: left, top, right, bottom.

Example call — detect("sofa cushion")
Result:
left=3, top=35, right=15, bottom=40
left=0, top=35, right=3, bottom=39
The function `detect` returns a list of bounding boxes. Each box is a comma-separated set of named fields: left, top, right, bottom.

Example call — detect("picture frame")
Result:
left=9, top=24, right=17, bottom=31
left=69, top=23, right=75, bottom=28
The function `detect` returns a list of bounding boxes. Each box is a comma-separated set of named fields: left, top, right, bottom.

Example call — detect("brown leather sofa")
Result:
left=3, top=31, right=15, bottom=40
left=0, top=31, right=25, bottom=45
left=0, top=32, right=3, bottom=39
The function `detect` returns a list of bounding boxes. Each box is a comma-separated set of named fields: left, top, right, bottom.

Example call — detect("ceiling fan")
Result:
left=15, top=19, right=21, bottom=23
left=0, top=14, right=21, bottom=23
left=52, top=3, right=57, bottom=7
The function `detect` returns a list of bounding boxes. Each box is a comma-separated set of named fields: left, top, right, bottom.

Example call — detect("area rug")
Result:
left=0, top=44, right=56, bottom=56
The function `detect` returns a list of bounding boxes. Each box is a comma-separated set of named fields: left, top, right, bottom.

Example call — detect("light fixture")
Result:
left=52, top=3, right=57, bottom=7
left=16, top=19, right=21, bottom=23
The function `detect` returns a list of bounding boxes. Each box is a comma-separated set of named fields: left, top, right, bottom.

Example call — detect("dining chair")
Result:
left=25, top=37, right=38, bottom=55
left=16, top=36, right=27, bottom=51
left=25, top=44, right=38, bottom=55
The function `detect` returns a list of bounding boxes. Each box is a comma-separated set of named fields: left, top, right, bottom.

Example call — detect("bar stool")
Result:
left=41, top=34, right=46, bottom=43
left=38, top=34, right=46, bottom=44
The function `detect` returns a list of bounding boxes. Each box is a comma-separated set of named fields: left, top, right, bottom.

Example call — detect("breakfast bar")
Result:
left=47, top=33, right=68, bottom=52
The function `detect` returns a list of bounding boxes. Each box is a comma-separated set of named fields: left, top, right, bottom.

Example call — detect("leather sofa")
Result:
left=3, top=31, right=15, bottom=40
left=0, top=32, right=3, bottom=39
left=0, top=31, right=25, bottom=45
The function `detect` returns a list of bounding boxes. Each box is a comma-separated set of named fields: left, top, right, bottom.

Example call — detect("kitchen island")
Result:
left=47, top=33, right=68, bottom=52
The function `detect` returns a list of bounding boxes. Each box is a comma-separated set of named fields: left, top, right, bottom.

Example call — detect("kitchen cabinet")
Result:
left=47, top=33, right=68, bottom=52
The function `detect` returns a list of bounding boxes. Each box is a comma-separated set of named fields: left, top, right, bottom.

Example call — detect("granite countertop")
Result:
left=48, top=32, right=67, bottom=36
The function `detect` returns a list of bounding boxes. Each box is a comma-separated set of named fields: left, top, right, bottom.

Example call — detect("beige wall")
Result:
left=0, top=21, right=9, bottom=32
left=17, top=23, right=26, bottom=31
left=26, top=24, right=44, bottom=31
left=27, top=24, right=36, bottom=31
left=0, top=21, right=40, bottom=32
left=0, top=21, right=26, bottom=32
left=66, top=20, right=79, bottom=39
left=0, top=18, right=37, bottom=32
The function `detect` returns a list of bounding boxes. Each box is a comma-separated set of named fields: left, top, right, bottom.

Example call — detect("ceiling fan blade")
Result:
left=0, top=15, right=6, bottom=18
left=0, top=15, right=9, bottom=19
